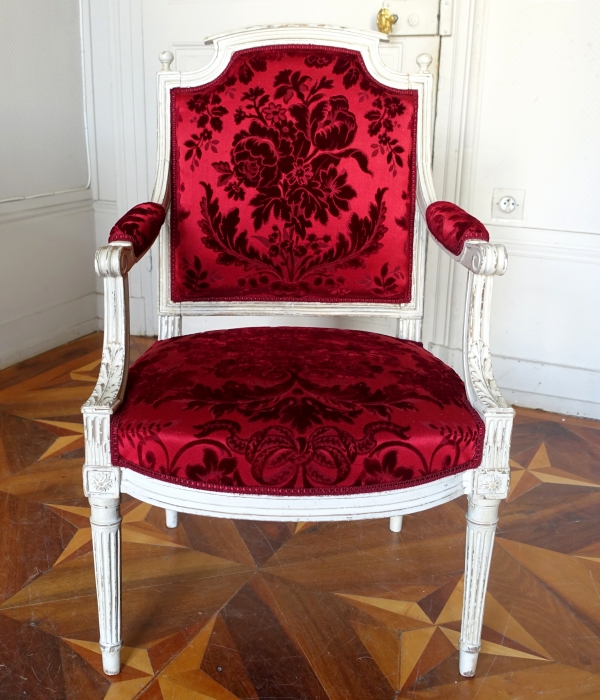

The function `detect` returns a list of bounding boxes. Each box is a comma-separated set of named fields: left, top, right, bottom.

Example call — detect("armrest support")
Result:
left=424, top=202, right=514, bottom=497
left=462, top=241, right=514, bottom=499
left=82, top=243, right=137, bottom=469
left=82, top=201, right=165, bottom=472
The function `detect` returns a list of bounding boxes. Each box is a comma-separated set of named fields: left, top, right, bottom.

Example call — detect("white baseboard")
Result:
left=429, top=343, right=600, bottom=421
left=0, top=293, right=100, bottom=370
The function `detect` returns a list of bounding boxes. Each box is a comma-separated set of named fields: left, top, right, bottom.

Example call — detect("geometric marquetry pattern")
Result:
left=1, top=333, right=600, bottom=699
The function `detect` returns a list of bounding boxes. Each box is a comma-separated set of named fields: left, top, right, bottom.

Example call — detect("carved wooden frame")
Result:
left=82, top=24, right=514, bottom=679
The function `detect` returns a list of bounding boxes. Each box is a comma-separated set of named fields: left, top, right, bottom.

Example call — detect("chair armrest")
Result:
left=82, top=204, right=164, bottom=472
left=108, top=202, right=166, bottom=260
left=425, top=201, right=490, bottom=259
left=423, top=198, right=513, bottom=496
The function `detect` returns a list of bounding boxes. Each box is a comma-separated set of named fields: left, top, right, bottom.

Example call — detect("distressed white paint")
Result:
left=88, top=495, right=122, bottom=676
left=459, top=496, right=500, bottom=677
left=84, top=26, right=513, bottom=678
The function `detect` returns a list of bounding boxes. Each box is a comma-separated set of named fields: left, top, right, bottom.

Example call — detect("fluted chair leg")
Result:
left=90, top=496, right=122, bottom=676
left=459, top=496, right=500, bottom=677
left=389, top=515, right=403, bottom=532
left=165, top=509, right=178, bottom=528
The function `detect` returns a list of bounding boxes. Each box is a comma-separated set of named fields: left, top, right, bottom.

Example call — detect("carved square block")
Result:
left=84, top=467, right=120, bottom=497
left=474, top=470, right=509, bottom=499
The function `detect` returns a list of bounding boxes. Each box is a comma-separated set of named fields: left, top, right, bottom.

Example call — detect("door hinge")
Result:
left=439, top=0, right=454, bottom=36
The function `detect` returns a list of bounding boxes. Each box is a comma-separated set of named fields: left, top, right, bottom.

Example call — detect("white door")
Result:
left=95, top=0, right=452, bottom=336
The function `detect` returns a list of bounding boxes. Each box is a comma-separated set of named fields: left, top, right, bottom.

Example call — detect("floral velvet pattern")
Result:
left=108, top=203, right=166, bottom=258
left=111, top=327, right=484, bottom=495
left=171, top=46, right=417, bottom=303
left=425, top=201, right=489, bottom=257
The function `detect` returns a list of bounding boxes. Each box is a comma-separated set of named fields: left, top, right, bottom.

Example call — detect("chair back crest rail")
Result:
left=150, top=25, right=437, bottom=343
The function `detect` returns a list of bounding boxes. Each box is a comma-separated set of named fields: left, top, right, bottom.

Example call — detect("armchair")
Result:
left=82, top=25, right=513, bottom=681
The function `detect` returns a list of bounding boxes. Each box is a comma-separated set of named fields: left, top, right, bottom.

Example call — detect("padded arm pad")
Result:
left=425, top=201, right=489, bottom=257
left=108, top=202, right=166, bottom=258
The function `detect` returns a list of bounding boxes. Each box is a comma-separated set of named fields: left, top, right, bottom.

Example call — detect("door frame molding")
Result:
left=424, top=0, right=490, bottom=366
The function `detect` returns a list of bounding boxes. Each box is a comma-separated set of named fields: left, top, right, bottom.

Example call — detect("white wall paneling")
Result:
left=427, top=0, right=600, bottom=419
left=0, top=0, right=97, bottom=369
left=0, top=191, right=97, bottom=368
left=0, top=0, right=90, bottom=202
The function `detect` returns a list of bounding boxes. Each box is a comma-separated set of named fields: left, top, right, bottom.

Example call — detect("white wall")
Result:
left=0, top=0, right=97, bottom=368
left=429, top=0, right=600, bottom=419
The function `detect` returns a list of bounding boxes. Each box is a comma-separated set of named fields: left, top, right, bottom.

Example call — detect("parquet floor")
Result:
left=1, top=333, right=600, bottom=699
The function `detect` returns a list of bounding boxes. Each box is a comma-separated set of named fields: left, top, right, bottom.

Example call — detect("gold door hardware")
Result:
left=377, top=6, right=399, bottom=35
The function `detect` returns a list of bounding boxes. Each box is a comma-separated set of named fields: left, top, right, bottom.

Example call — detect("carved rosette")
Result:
left=84, top=466, right=121, bottom=498
left=473, top=469, right=509, bottom=499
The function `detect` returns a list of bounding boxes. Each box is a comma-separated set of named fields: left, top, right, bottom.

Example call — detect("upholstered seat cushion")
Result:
left=111, top=327, right=484, bottom=495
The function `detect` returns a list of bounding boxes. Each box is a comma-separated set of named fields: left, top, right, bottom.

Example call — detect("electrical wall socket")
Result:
left=492, top=188, right=525, bottom=221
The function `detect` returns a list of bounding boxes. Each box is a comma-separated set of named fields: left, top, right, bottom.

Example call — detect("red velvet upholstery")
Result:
left=109, top=203, right=166, bottom=258
left=426, top=201, right=489, bottom=257
left=170, top=46, right=418, bottom=303
left=111, top=327, right=484, bottom=495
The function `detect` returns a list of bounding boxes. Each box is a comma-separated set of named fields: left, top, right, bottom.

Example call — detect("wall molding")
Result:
left=431, top=344, right=600, bottom=420
left=424, top=0, right=484, bottom=351
left=425, top=0, right=600, bottom=419
left=0, top=293, right=99, bottom=370
left=0, top=189, right=93, bottom=226
left=0, top=0, right=91, bottom=205
left=94, top=199, right=118, bottom=215
left=491, top=228, right=600, bottom=266
left=106, top=0, right=156, bottom=336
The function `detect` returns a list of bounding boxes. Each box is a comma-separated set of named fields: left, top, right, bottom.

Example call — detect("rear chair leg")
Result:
left=389, top=515, right=403, bottom=532
left=459, top=497, right=500, bottom=677
left=165, top=509, right=178, bottom=528
left=90, top=496, right=122, bottom=675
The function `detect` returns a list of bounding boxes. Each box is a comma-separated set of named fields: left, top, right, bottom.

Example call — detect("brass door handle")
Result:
left=377, top=6, right=398, bottom=35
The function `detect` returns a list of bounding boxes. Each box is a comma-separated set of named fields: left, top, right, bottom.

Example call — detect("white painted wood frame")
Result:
left=82, top=24, right=513, bottom=681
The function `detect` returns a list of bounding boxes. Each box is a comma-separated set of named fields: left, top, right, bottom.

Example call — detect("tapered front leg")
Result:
left=459, top=496, right=500, bottom=677
left=90, top=496, right=122, bottom=675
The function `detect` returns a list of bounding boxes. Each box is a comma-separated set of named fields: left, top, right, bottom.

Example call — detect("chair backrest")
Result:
left=153, top=26, right=435, bottom=341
